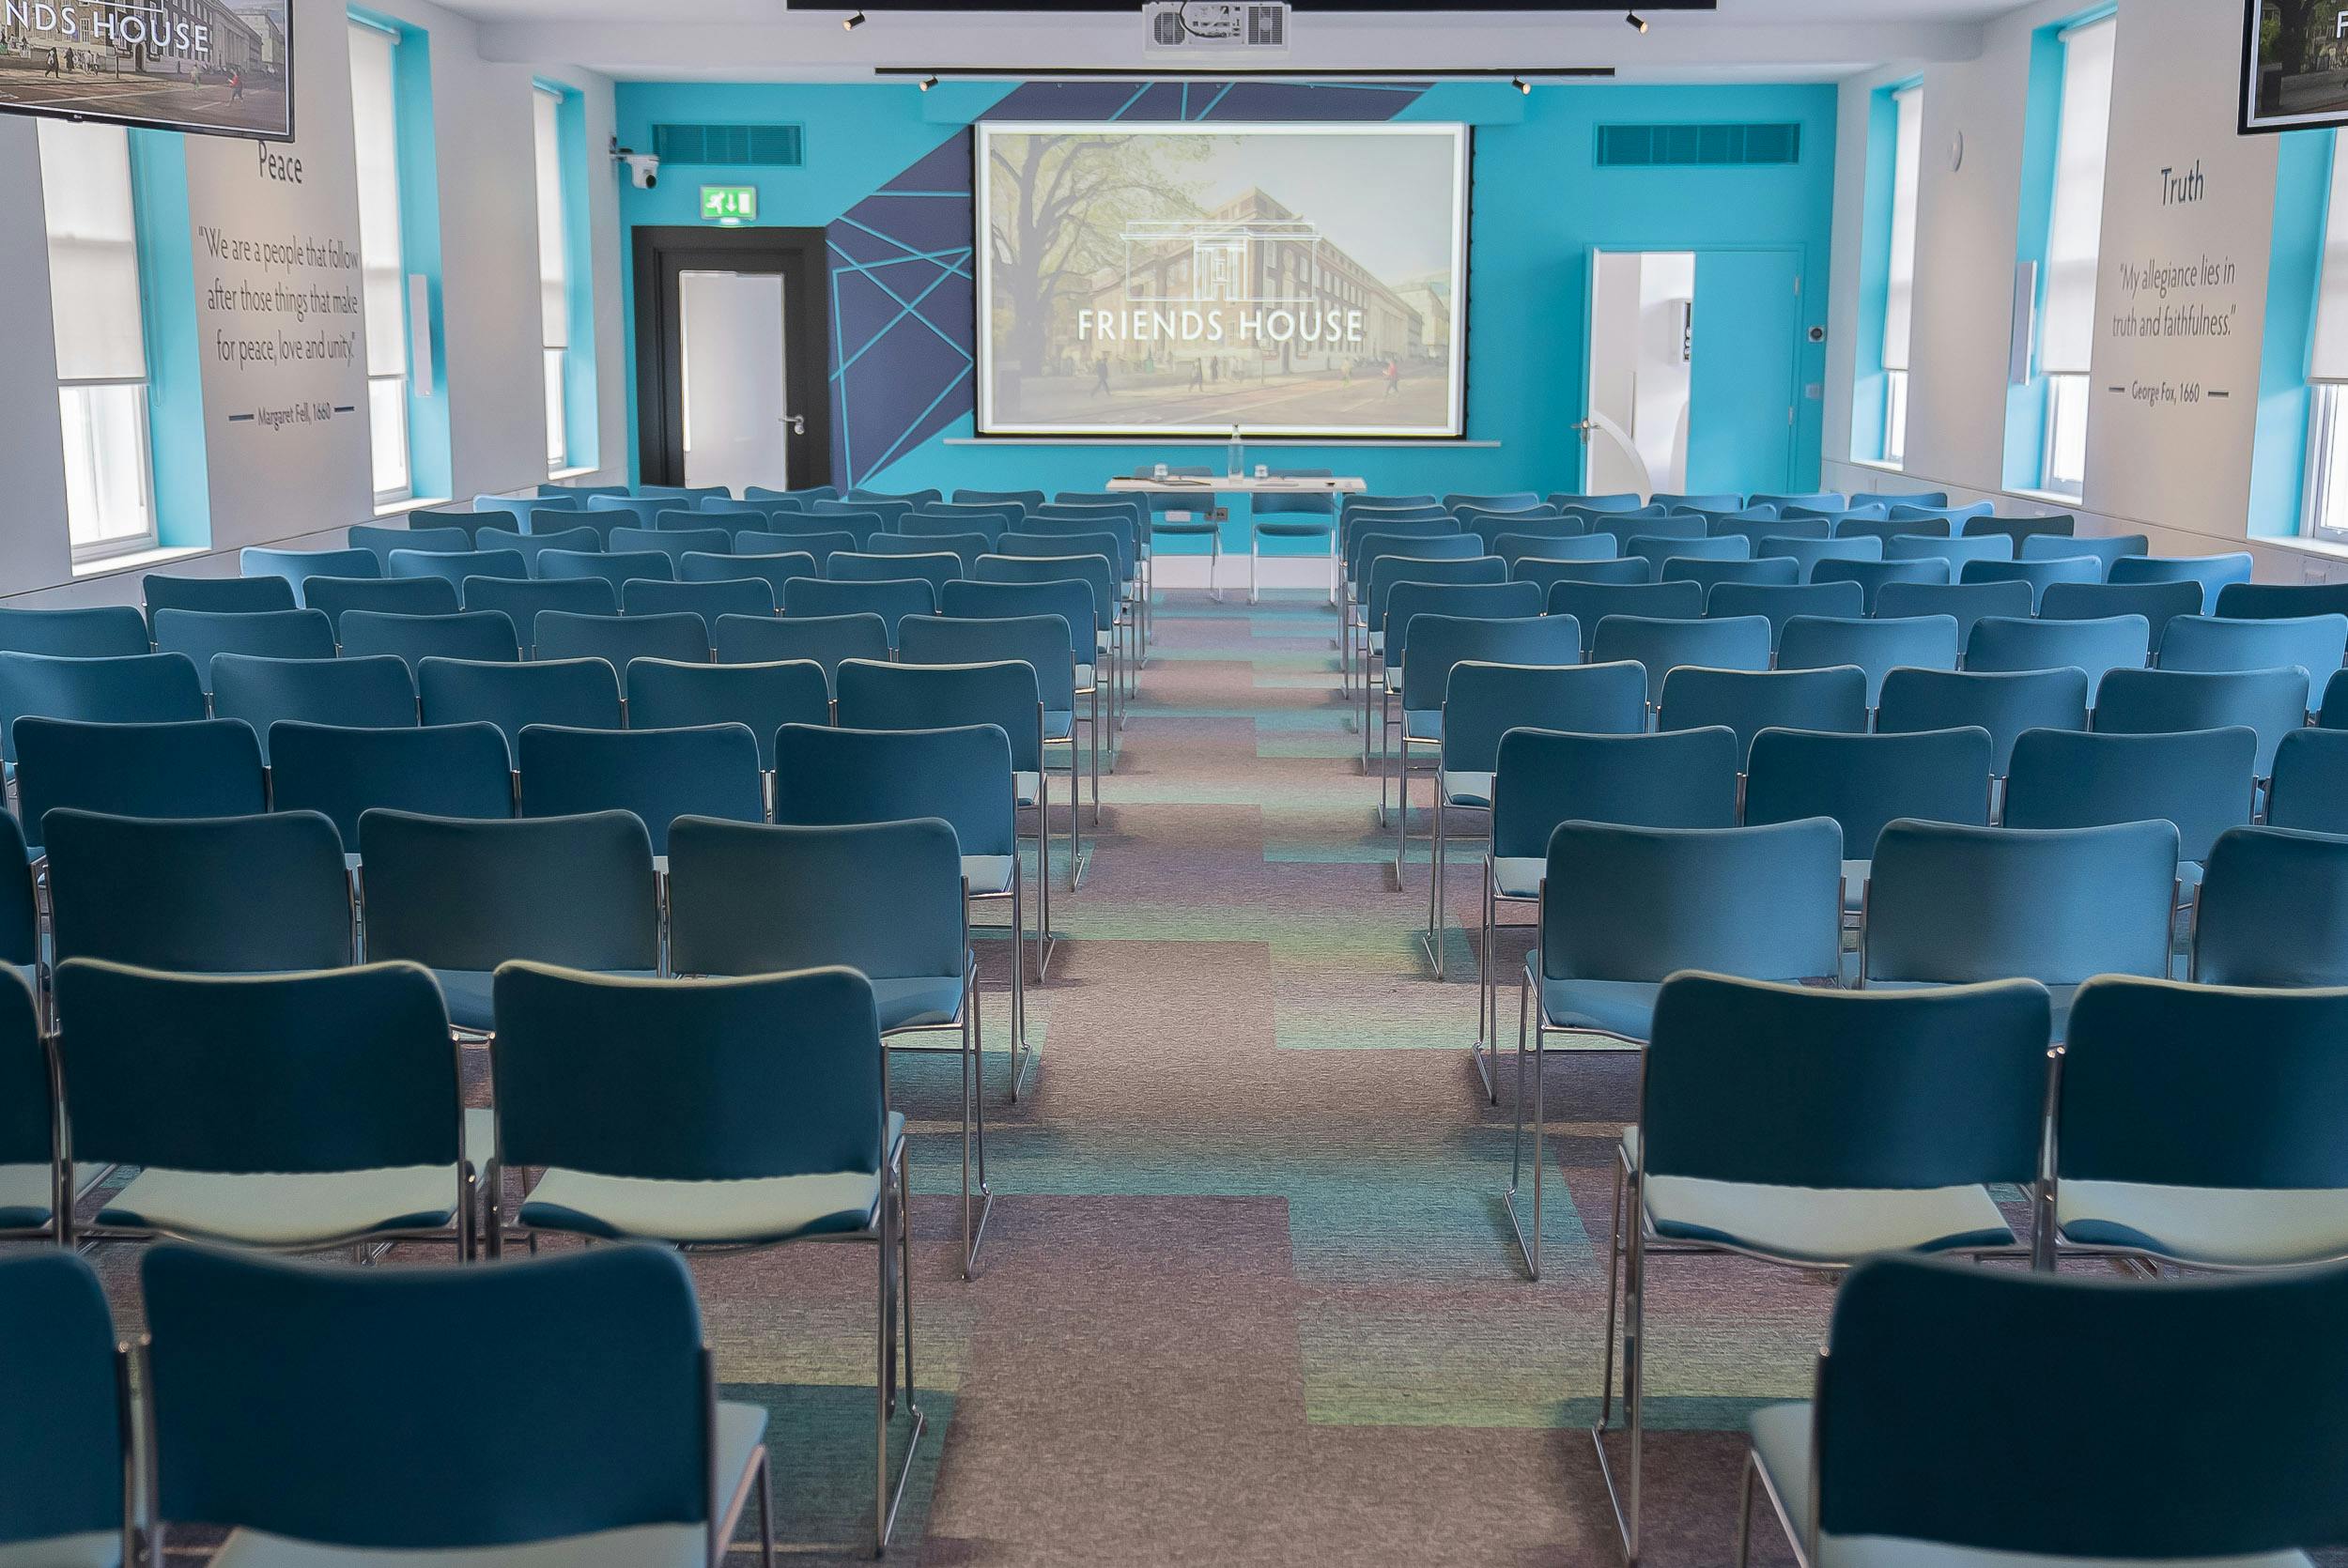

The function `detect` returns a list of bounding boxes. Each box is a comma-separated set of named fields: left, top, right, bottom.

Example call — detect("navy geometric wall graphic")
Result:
left=827, top=82, right=1428, bottom=486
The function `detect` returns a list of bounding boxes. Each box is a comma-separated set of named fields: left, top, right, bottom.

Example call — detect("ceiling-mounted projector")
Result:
left=1143, top=2, right=1290, bottom=53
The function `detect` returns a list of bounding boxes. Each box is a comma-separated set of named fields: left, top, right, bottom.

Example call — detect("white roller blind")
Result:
left=2309, top=140, right=2348, bottom=380
left=533, top=88, right=569, bottom=349
left=2039, top=14, right=2115, bottom=376
left=1882, top=85, right=1923, bottom=374
left=349, top=20, right=408, bottom=380
left=38, top=119, right=147, bottom=383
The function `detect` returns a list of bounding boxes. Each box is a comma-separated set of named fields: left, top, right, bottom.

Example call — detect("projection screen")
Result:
left=975, top=121, right=1470, bottom=438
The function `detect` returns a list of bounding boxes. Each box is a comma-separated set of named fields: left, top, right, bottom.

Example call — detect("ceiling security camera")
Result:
left=622, top=151, right=660, bottom=190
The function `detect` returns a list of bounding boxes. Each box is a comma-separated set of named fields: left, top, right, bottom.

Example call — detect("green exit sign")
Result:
left=700, top=185, right=758, bottom=223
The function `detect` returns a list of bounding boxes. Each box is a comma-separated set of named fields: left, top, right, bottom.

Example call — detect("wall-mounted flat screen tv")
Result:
left=2242, top=0, right=2348, bottom=132
left=0, top=0, right=291, bottom=141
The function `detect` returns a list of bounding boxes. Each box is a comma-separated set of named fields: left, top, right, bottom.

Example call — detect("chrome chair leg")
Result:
left=1503, top=981, right=1544, bottom=1280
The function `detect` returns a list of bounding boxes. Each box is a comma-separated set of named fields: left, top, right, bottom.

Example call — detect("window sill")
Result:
left=1845, top=457, right=1907, bottom=476
left=548, top=466, right=597, bottom=483
left=69, top=543, right=205, bottom=579
left=2261, top=533, right=2348, bottom=562
left=2006, top=485, right=2084, bottom=510
left=376, top=495, right=451, bottom=518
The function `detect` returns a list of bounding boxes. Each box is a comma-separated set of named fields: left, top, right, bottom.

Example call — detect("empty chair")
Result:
left=2159, top=612, right=2348, bottom=686
left=900, top=612, right=1093, bottom=837
left=1966, top=614, right=2151, bottom=703
left=16, top=717, right=264, bottom=849
left=1657, top=665, right=1868, bottom=768
left=239, top=546, right=380, bottom=604
left=460, top=576, right=618, bottom=652
left=1833, top=515, right=1947, bottom=546
left=2268, top=728, right=2348, bottom=833
left=0, top=606, right=147, bottom=660
left=1714, top=515, right=1827, bottom=548
left=682, top=550, right=816, bottom=607
left=2187, top=825, right=2348, bottom=990
left=1498, top=531, right=1614, bottom=571
left=389, top=547, right=531, bottom=587
left=537, top=548, right=677, bottom=592
left=359, top=808, right=658, bottom=1033
left=517, top=724, right=763, bottom=854
left=831, top=549, right=962, bottom=604
left=471, top=525, right=604, bottom=575
left=1962, top=555, right=2102, bottom=607
left=417, top=656, right=623, bottom=755
left=1589, top=614, right=1773, bottom=709
left=1779, top=613, right=1959, bottom=707
left=625, top=658, right=828, bottom=773
left=2042, top=579, right=2204, bottom=646
left=347, top=522, right=474, bottom=568
left=542, top=482, right=628, bottom=500
left=2219, top=581, right=2348, bottom=622
left=1545, top=581, right=1704, bottom=653
left=1811, top=556, right=1949, bottom=613
left=1548, top=491, right=1643, bottom=514
left=2093, top=665, right=2310, bottom=779
left=1892, top=500, right=1995, bottom=523
left=1963, top=511, right=2077, bottom=548
left=1624, top=534, right=1748, bottom=579
left=1877, top=666, right=2089, bottom=776
left=210, top=653, right=416, bottom=757
left=1706, top=579, right=1864, bottom=652
left=2007, top=727, right=2256, bottom=888
left=1746, top=726, right=1993, bottom=892
left=583, top=493, right=683, bottom=532
left=1862, top=820, right=2179, bottom=1033
left=337, top=609, right=521, bottom=669
left=1653, top=491, right=1745, bottom=512
left=869, top=530, right=990, bottom=574
left=44, top=808, right=351, bottom=972
left=713, top=611, right=890, bottom=683
left=1852, top=488, right=1950, bottom=509
left=143, top=572, right=296, bottom=621
left=302, top=574, right=460, bottom=637
left=0, top=651, right=205, bottom=769
left=1882, top=532, right=2014, bottom=570
left=1768, top=535, right=1883, bottom=581
left=1516, top=557, right=1651, bottom=595
left=609, top=524, right=734, bottom=565
left=2109, top=550, right=2255, bottom=613
left=475, top=492, right=588, bottom=530
left=1663, top=556, right=1796, bottom=594
left=0, top=1250, right=128, bottom=1557
left=620, top=576, right=775, bottom=629
left=1874, top=577, right=2036, bottom=648
left=270, top=720, right=515, bottom=846
left=2021, top=531, right=2149, bottom=576
left=532, top=609, right=709, bottom=671
left=782, top=576, right=935, bottom=646
left=1601, top=513, right=1707, bottom=542
left=736, top=528, right=858, bottom=566
left=150, top=607, right=334, bottom=694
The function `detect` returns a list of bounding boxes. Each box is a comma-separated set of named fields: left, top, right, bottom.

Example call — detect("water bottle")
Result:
left=1227, top=424, right=1244, bottom=480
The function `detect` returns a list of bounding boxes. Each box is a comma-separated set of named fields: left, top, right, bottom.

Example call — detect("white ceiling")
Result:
left=460, top=1, right=2033, bottom=84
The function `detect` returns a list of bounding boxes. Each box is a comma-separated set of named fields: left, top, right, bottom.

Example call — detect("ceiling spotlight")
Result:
left=1513, top=75, right=1531, bottom=94
left=1626, top=10, right=1647, bottom=31
left=919, top=73, right=937, bottom=91
left=842, top=8, right=865, bottom=28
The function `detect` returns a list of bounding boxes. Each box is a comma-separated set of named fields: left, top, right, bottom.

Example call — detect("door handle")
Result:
left=780, top=414, right=806, bottom=437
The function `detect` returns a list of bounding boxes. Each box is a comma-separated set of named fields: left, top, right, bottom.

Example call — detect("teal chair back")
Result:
left=0, top=1251, right=122, bottom=1555
left=1641, top=975, right=2048, bottom=1189
left=1497, top=530, right=1610, bottom=571
left=1019, top=517, right=1137, bottom=578
left=2191, top=827, right=2348, bottom=988
left=1811, top=555, right=1948, bottom=613
left=959, top=487, right=1045, bottom=510
left=1893, top=500, right=1996, bottom=523
left=1438, top=659, right=1625, bottom=776
left=388, top=548, right=531, bottom=587
left=670, top=817, right=964, bottom=988
left=773, top=723, right=1015, bottom=860
left=517, top=724, right=762, bottom=853
left=1874, top=578, right=2035, bottom=649
left=1588, top=613, right=1772, bottom=707
left=1655, top=492, right=1745, bottom=512
left=1746, top=727, right=1993, bottom=859
left=625, top=659, right=829, bottom=771
left=975, top=553, right=1115, bottom=631
left=358, top=808, right=658, bottom=976
left=869, top=530, right=988, bottom=573
left=2109, top=551, right=2254, bottom=614
left=2021, top=532, right=2147, bottom=575
left=1716, top=515, right=1827, bottom=546
left=831, top=550, right=961, bottom=602
left=1657, top=666, right=1867, bottom=768
left=2042, top=580, right=2202, bottom=646
left=269, top=721, right=515, bottom=844
left=303, top=575, right=460, bottom=635
left=2093, top=666, right=2309, bottom=778
left=45, top=808, right=350, bottom=970
left=472, top=526, right=604, bottom=574
left=417, top=656, right=623, bottom=755
left=478, top=492, right=586, bottom=524
left=1853, top=489, right=1951, bottom=509
left=338, top=610, right=522, bottom=669
left=144, top=574, right=296, bottom=622
left=1545, top=582, right=1703, bottom=652
left=1813, top=1253, right=2348, bottom=1558
left=211, top=653, right=416, bottom=757
left=714, top=612, right=889, bottom=683
left=0, top=822, right=32, bottom=971
left=0, top=606, right=147, bottom=659
left=542, top=483, right=626, bottom=500
left=241, top=546, right=380, bottom=603
left=1706, top=580, right=1864, bottom=651
left=2218, top=581, right=2348, bottom=621
left=1492, top=724, right=1739, bottom=858
left=142, top=1241, right=725, bottom=1552
left=348, top=523, right=474, bottom=567
left=462, top=576, right=618, bottom=652
left=1384, top=581, right=1540, bottom=671
left=1779, top=612, right=1960, bottom=706
left=1864, top=820, right=2178, bottom=987
left=836, top=658, right=1042, bottom=774
left=1398, top=614, right=1582, bottom=715
left=2268, top=728, right=2348, bottom=833
left=1665, top=556, right=1799, bottom=593
left=151, top=607, right=335, bottom=693
left=898, top=615, right=1077, bottom=712
left=1347, top=524, right=1468, bottom=584
left=2158, top=612, right=2348, bottom=686
left=533, top=610, right=710, bottom=671
left=781, top=576, right=935, bottom=644
left=1624, top=533, right=1747, bottom=579
left=1768, top=536, right=1882, bottom=581
left=682, top=551, right=816, bottom=604
left=1882, top=533, right=2013, bottom=569
left=1541, top=818, right=1844, bottom=985
left=1962, top=512, right=2077, bottom=548
left=610, top=525, right=733, bottom=564
left=620, top=576, right=776, bottom=628
left=1602, top=512, right=1707, bottom=542
left=1832, top=514, right=1944, bottom=546
left=16, top=717, right=264, bottom=851
left=583, top=495, right=676, bottom=531
left=1755, top=492, right=1847, bottom=512
left=899, top=511, right=1000, bottom=548
left=1965, top=614, right=2151, bottom=703
left=0, top=651, right=205, bottom=766
left=537, top=549, right=675, bottom=590
left=1549, top=492, right=1644, bottom=513
left=1444, top=492, right=1541, bottom=515
left=1962, top=554, right=2101, bottom=607
left=736, top=528, right=857, bottom=566
left=1877, top=665, right=2090, bottom=775
left=1518, top=556, right=1649, bottom=594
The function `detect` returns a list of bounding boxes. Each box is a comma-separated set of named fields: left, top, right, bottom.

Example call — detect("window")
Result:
left=2037, top=13, right=2116, bottom=497
left=39, top=119, right=156, bottom=562
left=1881, top=85, right=1923, bottom=467
left=533, top=85, right=570, bottom=474
left=349, top=19, right=410, bottom=504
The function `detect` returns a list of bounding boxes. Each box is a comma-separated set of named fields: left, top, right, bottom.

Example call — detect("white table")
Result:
left=1107, top=475, right=1363, bottom=602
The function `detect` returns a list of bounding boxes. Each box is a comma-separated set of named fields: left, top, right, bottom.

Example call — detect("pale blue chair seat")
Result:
left=963, top=854, right=1015, bottom=898
left=1044, top=709, right=1074, bottom=743
left=1491, top=854, right=1542, bottom=900
left=0, top=1161, right=51, bottom=1230
left=97, top=1107, right=493, bottom=1248
left=1621, top=1127, right=2013, bottom=1262
left=521, top=1117, right=906, bottom=1246
left=1530, top=961, right=1665, bottom=1040
left=1742, top=1402, right=2310, bottom=1568
left=2056, top=1181, right=2348, bottom=1269
left=1862, top=977, right=2083, bottom=1039
left=0, top=1533, right=118, bottom=1568
left=872, top=978, right=965, bottom=1034
left=431, top=967, right=656, bottom=1035
left=1434, top=767, right=1491, bottom=808
left=1403, top=708, right=1440, bottom=742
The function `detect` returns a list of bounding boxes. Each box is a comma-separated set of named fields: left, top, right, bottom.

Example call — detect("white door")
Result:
left=1584, top=250, right=1693, bottom=498
left=679, top=269, right=790, bottom=493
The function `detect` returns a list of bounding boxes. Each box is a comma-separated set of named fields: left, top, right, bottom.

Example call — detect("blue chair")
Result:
left=1769, top=535, right=1883, bottom=582
left=831, top=550, right=962, bottom=606
left=0, top=651, right=204, bottom=768
left=1713, top=516, right=1826, bottom=550
left=270, top=721, right=515, bottom=845
left=211, top=653, right=416, bottom=758
left=302, top=575, right=460, bottom=637
left=1624, top=534, right=1748, bottom=579
left=358, top=808, right=658, bottom=1034
left=1832, top=514, right=1945, bottom=546
left=2268, top=727, right=2348, bottom=833
left=1705, top=580, right=1864, bottom=652
left=2093, top=665, right=2310, bottom=779
left=1516, top=556, right=1650, bottom=595
left=1497, top=530, right=1612, bottom=571
left=773, top=722, right=1032, bottom=1077
left=2220, top=581, right=2348, bottom=621
left=460, top=576, right=618, bottom=653
left=0, top=1250, right=127, bottom=1561
left=868, top=530, right=989, bottom=575
left=347, top=523, right=474, bottom=568
left=0, top=826, right=35, bottom=1005
left=240, top=546, right=380, bottom=604
left=44, top=808, right=350, bottom=972
left=1588, top=614, right=1772, bottom=708
left=1779, top=613, right=1960, bottom=708
left=417, top=656, right=623, bottom=756
left=1378, top=581, right=1544, bottom=789
left=757, top=483, right=845, bottom=502
left=16, top=717, right=264, bottom=851
left=1249, top=474, right=1340, bottom=605
left=0, top=606, right=147, bottom=659
left=1966, top=614, right=2152, bottom=703
left=472, top=525, right=605, bottom=575
left=1874, top=577, right=2036, bottom=648
left=1549, top=492, right=1644, bottom=514
left=537, top=548, right=676, bottom=592
left=1657, top=665, right=1868, bottom=768
left=1811, top=556, right=1949, bottom=612
left=2188, top=825, right=2348, bottom=990
left=53, top=959, right=463, bottom=1251
left=533, top=610, right=709, bottom=671
left=1882, top=533, right=2014, bottom=571
left=1602, top=513, right=1707, bottom=542
left=1892, top=500, right=1995, bottom=524
left=517, top=723, right=762, bottom=853
left=682, top=551, right=816, bottom=607
left=668, top=816, right=986, bottom=1270
left=1471, top=686, right=1716, bottom=1076
left=474, top=492, right=587, bottom=529
left=2006, top=727, right=2256, bottom=889
left=539, top=482, right=627, bottom=500
left=610, top=525, right=733, bottom=566
left=584, top=494, right=681, bottom=532
left=1962, top=555, right=2102, bottom=607
left=1862, top=820, right=2178, bottom=1035
left=901, top=613, right=1093, bottom=838
left=621, top=576, right=776, bottom=629
left=337, top=610, right=522, bottom=669
left=1508, top=819, right=1846, bottom=1278
left=2021, top=532, right=2149, bottom=577
left=957, top=486, right=1044, bottom=510
left=2159, top=612, right=2348, bottom=689
left=1877, top=665, right=2091, bottom=776
left=144, top=573, right=295, bottom=622
left=1753, top=492, right=1846, bottom=512
left=1851, top=489, right=1950, bottom=509
left=782, top=577, right=935, bottom=647
left=1654, top=492, right=1745, bottom=512
left=2109, top=551, right=2255, bottom=613
left=140, top=1240, right=779, bottom=1561
left=714, top=612, right=891, bottom=684
left=1616, top=976, right=2050, bottom=1562
left=625, top=658, right=827, bottom=774
left=389, top=547, right=531, bottom=587
left=1746, top=726, right=1993, bottom=904
left=150, top=607, right=334, bottom=694
left=736, top=528, right=858, bottom=567
left=1963, top=511, right=2077, bottom=549
left=2042, top=580, right=2204, bottom=647
left=1665, top=557, right=1800, bottom=593
left=2055, top=975, right=2348, bottom=1270
left=1546, top=581, right=1705, bottom=653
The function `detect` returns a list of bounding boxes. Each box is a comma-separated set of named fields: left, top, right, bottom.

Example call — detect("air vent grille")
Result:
left=1595, top=122, right=1801, bottom=168
left=650, top=123, right=805, bottom=168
